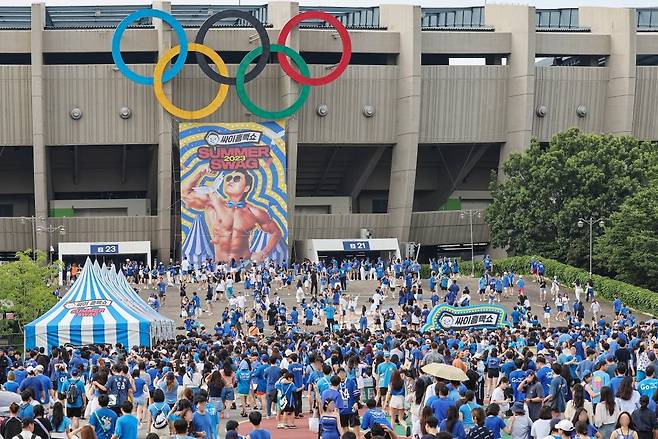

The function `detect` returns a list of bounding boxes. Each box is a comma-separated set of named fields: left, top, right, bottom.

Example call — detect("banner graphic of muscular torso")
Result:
left=179, top=121, right=288, bottom=266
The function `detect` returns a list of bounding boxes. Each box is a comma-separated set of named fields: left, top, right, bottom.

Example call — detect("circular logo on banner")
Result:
left=439, top=314, right=455, bottom=328
left=112, top=9, right=352, bottom=120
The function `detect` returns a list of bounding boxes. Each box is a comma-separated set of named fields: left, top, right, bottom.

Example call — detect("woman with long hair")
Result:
left=205, top=369, right=226, bottom=416
left=485, top=348, right=500, bottom=403
left=440, top=405, right=466, bottom=439
left=157, top=371, right=179, bottom=406
left=565, top=383, right=594, bottom=421
left=616, top=376, right=641, bottom=413
left=49, top=401, right=72, bottom=439
left=594, top=386, right=620, bottom=439
left=418, top=406, right=434, bottom=437
left=408, top=378, right=428, bottom=436
left=611, top=412, right=639, bottom=439
left=571, top=407, right=601, bottom=439
left=384, top=370, right=406, bottom=427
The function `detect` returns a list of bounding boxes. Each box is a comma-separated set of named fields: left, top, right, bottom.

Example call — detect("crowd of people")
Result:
left=3, top=255, right=655, bottom=439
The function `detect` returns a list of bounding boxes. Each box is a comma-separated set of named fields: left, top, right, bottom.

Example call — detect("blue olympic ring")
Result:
left=112, top=9, right=188, bottom=86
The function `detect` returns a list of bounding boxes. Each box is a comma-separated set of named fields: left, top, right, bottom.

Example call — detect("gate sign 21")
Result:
left=111, top=9, right=352, bottom=120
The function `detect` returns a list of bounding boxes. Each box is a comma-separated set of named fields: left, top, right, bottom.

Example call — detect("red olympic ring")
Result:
left=277, top=10, right=352, bottom=86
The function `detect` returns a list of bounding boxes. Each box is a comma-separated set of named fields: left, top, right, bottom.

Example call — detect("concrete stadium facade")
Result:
left=0, top=2, right=655, bottom=261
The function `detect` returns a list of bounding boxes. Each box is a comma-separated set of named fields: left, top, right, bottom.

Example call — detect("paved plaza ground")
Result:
left=124, top=272, right=651, bottom=439
left=139, top=274, right=649, bottom=334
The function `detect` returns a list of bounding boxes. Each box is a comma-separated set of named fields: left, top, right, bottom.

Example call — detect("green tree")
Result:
left=0, top=250, right=59, bottom=327
left=595, top=182, right=658, bottom=289
left=486, top=128, right=656, bottom=266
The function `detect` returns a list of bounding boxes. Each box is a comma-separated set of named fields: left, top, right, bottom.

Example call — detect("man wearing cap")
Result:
left=19, top=367, right=44, bottom=408
left=518, top=370, right=544, bottom=421
left=503, top=402, right=533, bottom=439
left=555, top=420, right=574, bottom=439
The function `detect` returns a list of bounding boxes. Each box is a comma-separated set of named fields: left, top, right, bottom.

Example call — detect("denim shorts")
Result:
left=221, top=387, right=235, bottom=401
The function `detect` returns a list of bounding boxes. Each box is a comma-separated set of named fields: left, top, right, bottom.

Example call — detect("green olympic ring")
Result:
left=236, top=44, right=311, bottom=120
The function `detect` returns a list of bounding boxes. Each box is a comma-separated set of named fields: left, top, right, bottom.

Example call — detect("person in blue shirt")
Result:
left=458, top=390, right=481, bottom=431
left=428, top=385, right=455, bottom=423
left=192, top=396, right=216, bottom=439
left=86, top=394, right=117, bottom=439
left=324, top=304, right=336, bottom=330
left=337, top=368, right=360, bottom=434
left=360, top=399, right=392, bottom=432
left=376, top=353, right=397, bottom=405
left=638, top=365, right=658, bottom=399
left=286, top=353, right=305, bottom=418
left=484, top=403, right=507, bottom=439
left=62, top=369, right=87, bottom=429
left=236, top=364, right=252, bottom=417
left=147, top=389, right=171, bottom=435
left=439, top=406, right=466, bottom=439
left=263, top=357, right=281, bottom=418
left=275, top=373, right=296, bottom=429
left=111, top=401, right=138, bottom=439
left=508, top=359, right=526, bottom=402
left=3, top=371, right=19, bottom=393
left=246, top=411, right=271, bottom=439
left=19, top=368, right=44, bottom=405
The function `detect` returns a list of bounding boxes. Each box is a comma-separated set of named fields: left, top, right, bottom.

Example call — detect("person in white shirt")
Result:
left=236, top=294, right=246, bottom=311
left=490, top=377, right=511, bottom=413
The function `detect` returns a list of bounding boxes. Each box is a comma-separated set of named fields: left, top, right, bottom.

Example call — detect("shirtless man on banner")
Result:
left=182, top=167, right=283, bottom=263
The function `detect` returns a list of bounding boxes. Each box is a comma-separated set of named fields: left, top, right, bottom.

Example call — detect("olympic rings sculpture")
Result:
left=111, top=9, right=352, bottom=120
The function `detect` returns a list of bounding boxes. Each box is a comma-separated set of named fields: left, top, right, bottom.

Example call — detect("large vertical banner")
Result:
left=179, top=121, right=288, bottom=266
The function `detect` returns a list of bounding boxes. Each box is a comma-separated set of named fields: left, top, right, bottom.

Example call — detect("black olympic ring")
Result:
left=194, top=10, right=271, bottom=86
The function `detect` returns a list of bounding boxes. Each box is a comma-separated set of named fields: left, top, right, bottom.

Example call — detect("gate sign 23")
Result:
left=112, top=9, right=352, bottom=120
left=90, top=244, right=119, bottom=255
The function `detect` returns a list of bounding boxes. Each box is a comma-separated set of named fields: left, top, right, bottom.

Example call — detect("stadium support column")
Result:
left=31, top=3, right=48, bottom=251
left=580, top=7, right=636, bottom=135
left=270, top=1, right=299, bottom=258
left=154, top=0, right=172, bottom=262
left=485, top=4, right=535, bottom=178
left=380, top=5, right=421, bottom=243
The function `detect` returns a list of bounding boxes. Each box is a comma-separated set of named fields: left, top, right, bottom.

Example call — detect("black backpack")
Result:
left=66, top=380, right=79, bottom=405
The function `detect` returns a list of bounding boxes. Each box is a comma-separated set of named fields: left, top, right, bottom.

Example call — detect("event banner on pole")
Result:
left=179, top=121, right=288, bottom=266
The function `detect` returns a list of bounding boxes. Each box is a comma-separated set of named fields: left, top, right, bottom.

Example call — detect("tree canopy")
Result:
left=0, top=250, right=59, bottom=328
left=595, top=182, right=658, bottom=289
left=486, top=128, right=657, bottom=267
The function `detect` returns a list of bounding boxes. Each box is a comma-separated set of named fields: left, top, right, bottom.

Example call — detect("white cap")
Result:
left=285, top=349, right=293, bottom=357
left=35, top=365, right=44, bottom=372
left=26, top=366, right=35, bottom=374
left=556, top=420, right=574, bottom=432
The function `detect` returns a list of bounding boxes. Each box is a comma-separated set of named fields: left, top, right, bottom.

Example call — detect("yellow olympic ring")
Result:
left=153, top=43, right=229, bottom=120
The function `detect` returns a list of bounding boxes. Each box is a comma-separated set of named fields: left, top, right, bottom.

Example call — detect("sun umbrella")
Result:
left=421, top=363, right=469, bottom=381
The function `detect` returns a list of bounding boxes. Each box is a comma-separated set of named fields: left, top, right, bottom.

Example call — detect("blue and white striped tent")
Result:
left=100, top=262, right=175, bottom=341
left=24, top=258, right=170, bottom=351
left=181, top=214, right=214, bottom=268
